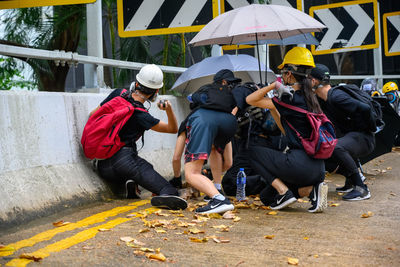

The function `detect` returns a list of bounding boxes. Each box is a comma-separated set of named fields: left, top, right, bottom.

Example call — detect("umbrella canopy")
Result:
left=189, top=4, right=326, bottom=46
left=360, top=97, right=400, bottom=165
left=240, top=33, right=319, bottom=46
left=171, top=54, right=276, bottom=95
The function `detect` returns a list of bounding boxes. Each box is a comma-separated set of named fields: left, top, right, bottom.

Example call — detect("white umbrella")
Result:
left=189, top=4, right=326, bottom=47
left=171, top=54, right=276, bottom=95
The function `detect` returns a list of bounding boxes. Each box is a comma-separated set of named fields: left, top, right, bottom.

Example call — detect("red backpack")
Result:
left=81, top=90, right=147, bottom=160
left=272, top=97, right=337, bottom=159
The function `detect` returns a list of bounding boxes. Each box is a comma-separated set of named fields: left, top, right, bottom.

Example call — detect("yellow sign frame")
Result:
left=309, top=0, right=379, bottom=56
left=0, top=0, right=96, bottom=9
left=117, top=0, right=219, bottom=38
left=383, top=11, right=400, bottom=57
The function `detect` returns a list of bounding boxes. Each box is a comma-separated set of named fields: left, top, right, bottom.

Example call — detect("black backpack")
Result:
left=191, top=83, right=236, bottom=113
left=332, top=84, right=385, bottom=133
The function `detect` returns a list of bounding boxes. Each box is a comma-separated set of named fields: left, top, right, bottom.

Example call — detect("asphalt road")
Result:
left=1, top=151, right=399, bottom=267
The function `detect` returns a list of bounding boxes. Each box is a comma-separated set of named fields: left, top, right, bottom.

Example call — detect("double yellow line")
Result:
left=1, top=199, right=156, bottom=267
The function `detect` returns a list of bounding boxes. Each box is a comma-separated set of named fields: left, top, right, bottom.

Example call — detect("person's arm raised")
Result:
left=246, top=83, right=276, bottom=109
left=151, top=100, right=178, bottom=133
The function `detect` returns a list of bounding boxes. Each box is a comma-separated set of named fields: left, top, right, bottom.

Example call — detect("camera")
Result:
left=157, top=100, right=167, bottom=108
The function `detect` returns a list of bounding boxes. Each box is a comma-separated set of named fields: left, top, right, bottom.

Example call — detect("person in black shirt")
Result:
left=246, top=47, right=328, bottom=213
left=89, top=64, right=187, bottom=210
left=310, top=64, right=374, bottom=201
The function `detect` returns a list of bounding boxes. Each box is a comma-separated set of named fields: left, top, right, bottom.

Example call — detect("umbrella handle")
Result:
left=255, top=33, right=262, bottom=85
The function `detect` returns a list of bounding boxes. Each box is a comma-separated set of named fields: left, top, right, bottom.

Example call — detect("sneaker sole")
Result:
left=342, top=191, right=371, bottom=201
left=195, top=204, right=234, bottom=214
left=309, top=183, right=328, bottom=213
left=336, top=188, right=353, bottom=193
left=151, top=195, right=188, bottom=210
left=270, top=197, right=297, bottom=210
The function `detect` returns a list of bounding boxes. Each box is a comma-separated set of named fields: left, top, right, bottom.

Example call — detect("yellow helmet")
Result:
left=371, top=91, right=381, bottom=97
left=382, top=82, right=398, bottom=94
left=278, top=47, right=316, bottom=70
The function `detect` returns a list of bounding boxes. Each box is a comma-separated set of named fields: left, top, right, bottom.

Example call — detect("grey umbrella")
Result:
left=171, top=54, right=276, bottom=95
left=189, top=4, right=326, bottom=47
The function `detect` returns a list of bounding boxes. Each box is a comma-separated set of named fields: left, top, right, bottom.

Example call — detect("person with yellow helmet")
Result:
left=246, top=47, right=328, bottom=213
left=310, top=64, right=374, bottom=201
left=382, top=81, right=399, bottom=115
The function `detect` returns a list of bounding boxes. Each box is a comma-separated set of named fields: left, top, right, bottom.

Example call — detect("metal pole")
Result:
left=84, top=0, right=104, bottom=88
left=211, top=0, right=222, bottom=57
left=373, top=2, right=383, bottom=89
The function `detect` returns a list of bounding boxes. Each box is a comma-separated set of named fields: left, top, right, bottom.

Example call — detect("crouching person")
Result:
left=184, top=69, right=240, bottom=214
left=87, top=64, right=187, bottom=210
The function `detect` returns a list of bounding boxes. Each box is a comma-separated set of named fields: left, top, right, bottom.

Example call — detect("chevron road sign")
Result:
left=0, top=0, right=96, bottom=9
left=383, top=11, right=400, bottom=57
left=117, top=0, right=219, bottom=38
left=309, top=0, right=379, bottom=55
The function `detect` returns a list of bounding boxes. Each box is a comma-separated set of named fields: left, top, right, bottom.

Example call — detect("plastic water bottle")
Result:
left=236, top=168, right=246, bottom=201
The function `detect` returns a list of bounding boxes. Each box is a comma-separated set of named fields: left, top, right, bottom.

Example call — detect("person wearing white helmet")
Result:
left=89, top=64, right=187, bottom=210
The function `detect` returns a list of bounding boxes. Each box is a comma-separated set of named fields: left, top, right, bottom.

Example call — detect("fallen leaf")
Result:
left=223, top=211, right=236, bottom=219
left=329, top=203, right=340, bottom=207
left=260, top=206, right=271, bottom=210
left=387, top=167, right=392, bottom=170
left=267, top=211, right=278, bottom=215
left=0, top=245, right=15, bottom=252
left=133, top=250, right=145, bottom=256
left=207, top=213, right=222, bottom=219
left=189, top=227, right=204, bottom=234
left=98, top=228, right=111, bottom=232
left=52, top=220, right=71, bottom=227
left=287, top=257, right=299, bottom=265
left=139, top=228, right=150, bottom=233
left=134, top=240, right=146, bottom=246
left=163, top=237, right=168, bottom=241
left=264, top=235, right=275, bottom=239
left=189, top=237, right=208, bottom=243
left=155, top=229, right=167, bottom=234
left=390, top=192, right=396, bottom=196
left=120, top=236, right=134, bottom=243
left=82, top=246, right=94, bottom=250
left=155, top=211, right=170, bottom=217
left=313, top=254, right=319, bottom=258
left=303, top=237, right=309, bottom=240
left=361, top=211, right=373, bottom=218
left=235, top=202, right=251, bottom=209
left=140, top=247, right=155, bottom=252
left=337, top=192, right=344, bottom=196
left=233, top=216, right=241, bottom=222
left=213, top=237, right=230, bottom=243
left=387, top=247, right=396, bottom=251
left=146, top=252, right=166, bottom=262
left=19, top=253, right=43, bottom=262
left=212, top=225, right=230, bottom=231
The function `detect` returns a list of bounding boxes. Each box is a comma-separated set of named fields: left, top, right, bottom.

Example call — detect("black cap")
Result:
left=310, top=64, right=330, bottom=81
left=213, top=69, right=242, bottom=83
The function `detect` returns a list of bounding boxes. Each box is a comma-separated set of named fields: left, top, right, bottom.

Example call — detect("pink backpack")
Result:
left=273, top=97, right=337, bottom=159
left=81, top=90, right=146, bottom=160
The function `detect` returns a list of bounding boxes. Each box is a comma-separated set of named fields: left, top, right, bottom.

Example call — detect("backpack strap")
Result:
left=272, top=97, right=309, bottom=114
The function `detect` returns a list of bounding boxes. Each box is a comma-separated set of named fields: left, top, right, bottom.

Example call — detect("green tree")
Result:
left=0, top=57, right=34, bottom=90
left=1, top=5, right=86, bottom=92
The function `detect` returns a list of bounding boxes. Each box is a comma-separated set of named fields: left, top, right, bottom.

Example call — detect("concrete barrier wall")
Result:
left=0, top=90, right=190, bottom=229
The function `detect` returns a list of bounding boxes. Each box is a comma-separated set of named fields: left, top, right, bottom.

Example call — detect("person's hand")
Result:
left=273, top=81, right=294, bottom=101
left=157, top=99, right=171, bottom=111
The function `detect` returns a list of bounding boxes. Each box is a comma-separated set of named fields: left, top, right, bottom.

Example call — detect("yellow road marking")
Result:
left=5, top=207, right=158, bottom=267
left=0, top=200, right=149, bottom=257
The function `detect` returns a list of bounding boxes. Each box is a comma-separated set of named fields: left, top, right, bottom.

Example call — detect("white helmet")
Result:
left=136, top=64, right=164, bottom=89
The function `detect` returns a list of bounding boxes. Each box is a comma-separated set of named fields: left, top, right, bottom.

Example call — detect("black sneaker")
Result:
left=169, top=177, right=182, bottom=189
left=270, top=190, right=297, bottom=210
left=151, top=195, right=188, bottom=210
left=308, top=182, right=328, bottom=213
left=336, top=179, right=354, bottom=193
left=195, top=197, right=234, bottom=214
left=204, top=189, right=224, bottom=202
left=125, top=180, right=140, bottom=199
left=342, top=185, right=371, bottom=201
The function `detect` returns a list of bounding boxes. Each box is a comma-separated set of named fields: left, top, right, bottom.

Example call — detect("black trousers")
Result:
left=97, top=147, right=178, bottom=196
left=325, top=131, right=375, bottom=178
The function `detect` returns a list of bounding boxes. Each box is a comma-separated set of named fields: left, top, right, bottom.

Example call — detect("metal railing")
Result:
left=1, top=44, right=399, bottom=90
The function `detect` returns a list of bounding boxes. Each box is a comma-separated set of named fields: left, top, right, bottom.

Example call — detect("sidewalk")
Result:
left=1, top=151, right=399, bottom=266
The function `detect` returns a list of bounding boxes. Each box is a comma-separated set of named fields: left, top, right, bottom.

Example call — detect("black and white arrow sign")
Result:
left=383, top=12, right=400, bottom=57
left=310, top=0, right=379, bottom=55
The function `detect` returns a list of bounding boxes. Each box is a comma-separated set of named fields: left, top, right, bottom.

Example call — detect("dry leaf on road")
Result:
left=98, top=228, right=111, bottom=232
left=361, top=211, right=374, bottom=218
left=223, top=211, right=235, bottom=219
left=19, top=253, right=43, bottom=262
left=287, top=257, right=299, bottom=265
left=189, top=237, right=208, bottom=243
left=52, top=220, right=71, bottom=227
left=264, top=235, right=275, bottom=239
left=267, top=211, right=278, bottom=215
left=146, top=252, right=166, bottom=262
left=120, top=236, right=134, bottom=243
